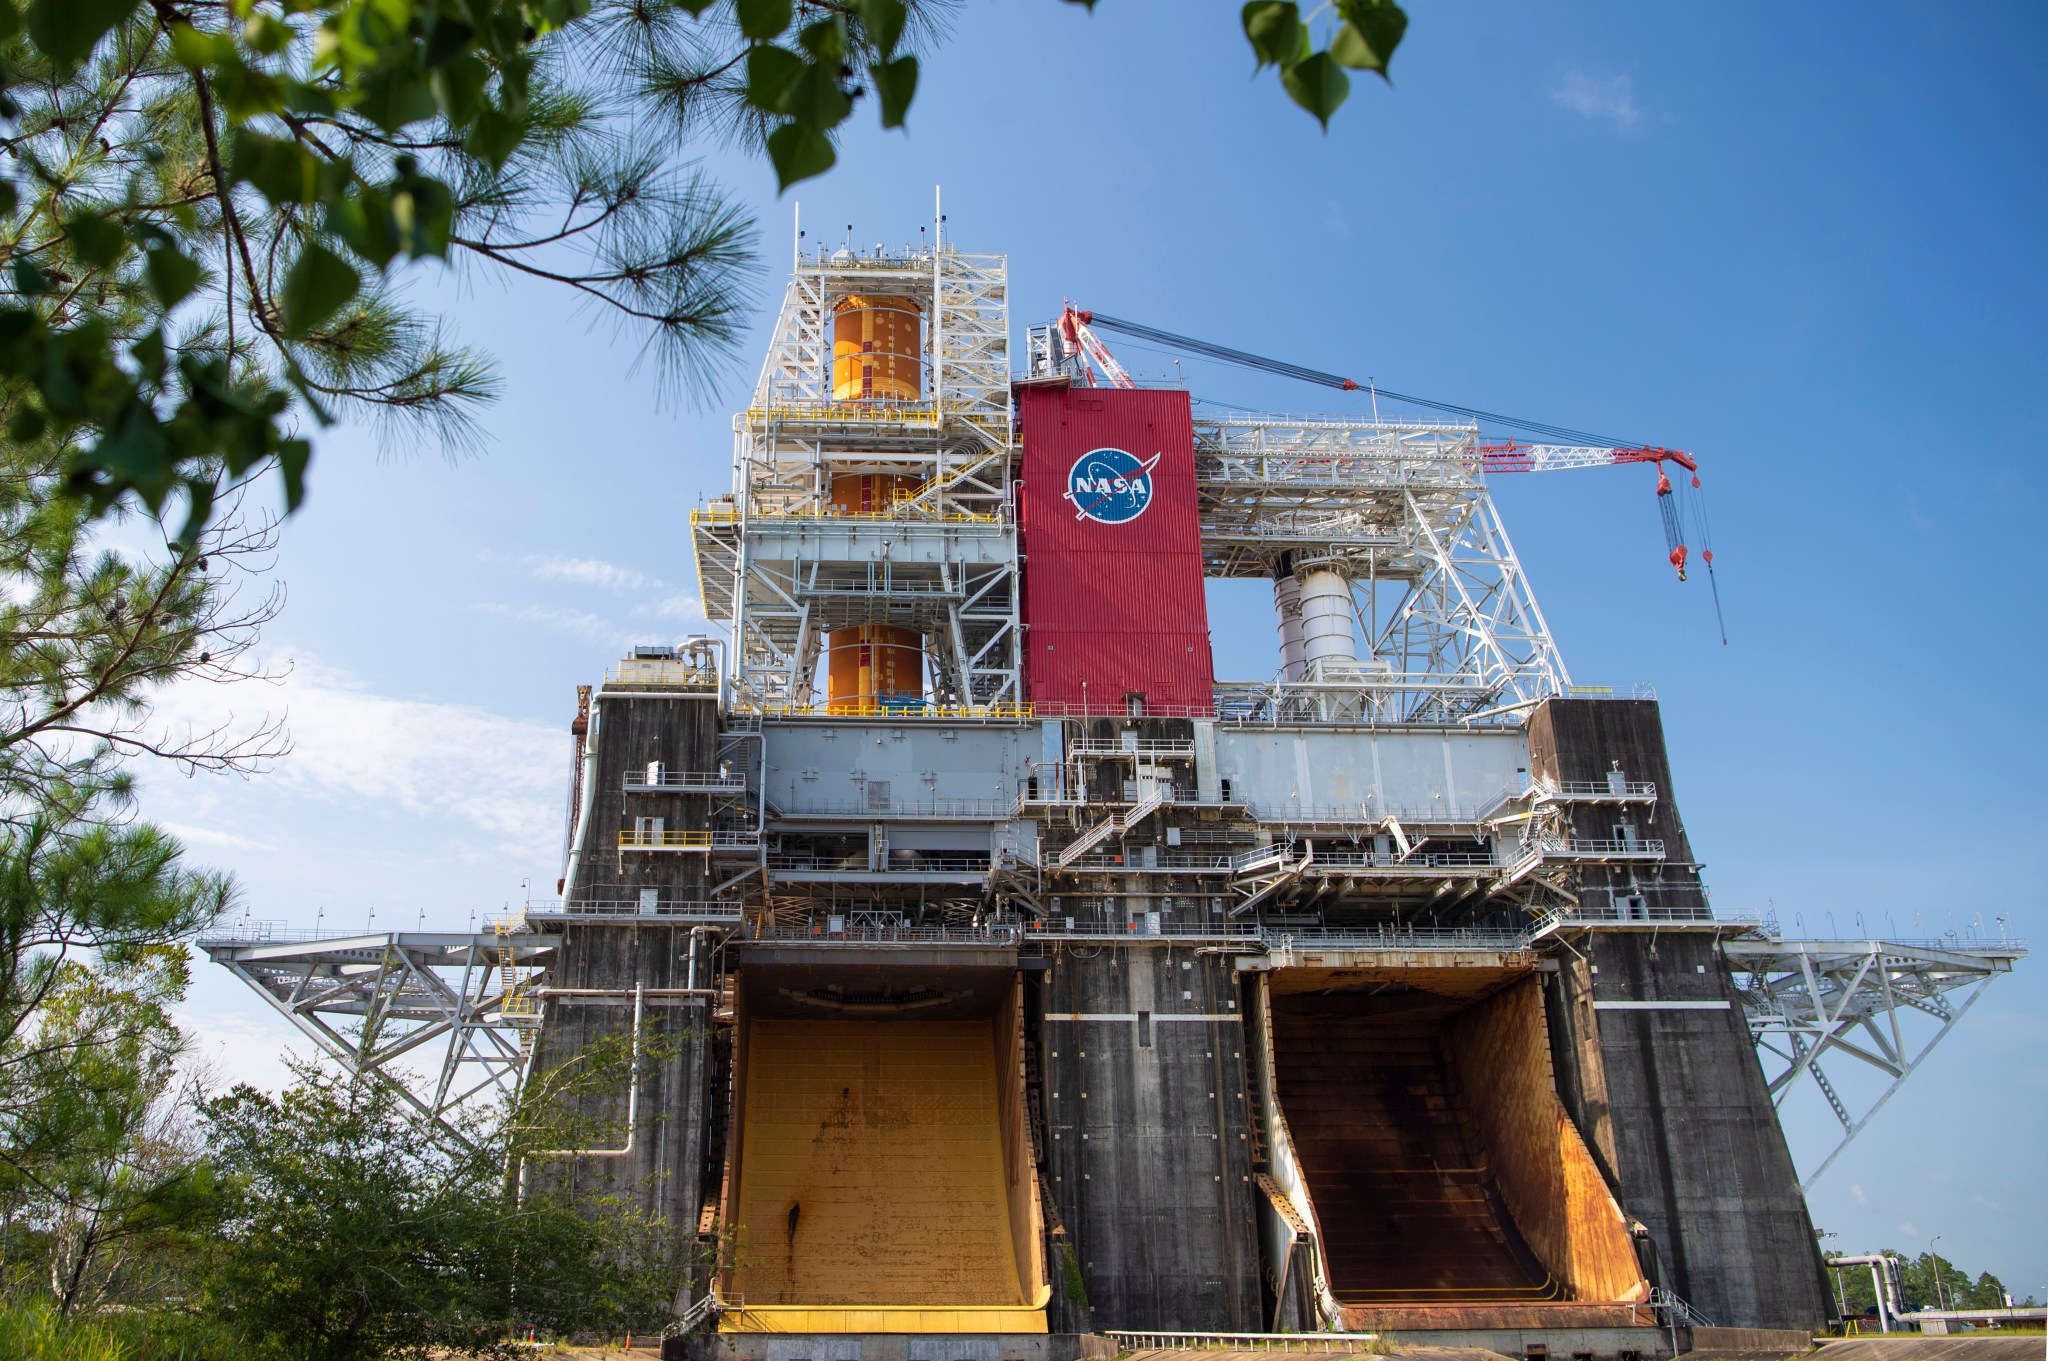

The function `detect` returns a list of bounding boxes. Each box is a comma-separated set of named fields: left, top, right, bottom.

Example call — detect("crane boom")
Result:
left=1046, top=306, right=1726, bottom=640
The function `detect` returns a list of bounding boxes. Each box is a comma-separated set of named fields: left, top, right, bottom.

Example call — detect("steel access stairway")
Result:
left=1053, top=793, right=1163, bottom=868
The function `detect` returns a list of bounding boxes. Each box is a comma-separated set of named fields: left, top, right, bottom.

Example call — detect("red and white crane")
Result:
left=1050, top=305, right=1723, bottom=635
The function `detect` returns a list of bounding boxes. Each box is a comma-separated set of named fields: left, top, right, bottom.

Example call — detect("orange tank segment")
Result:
left=831, top=294, right=922, bottom=402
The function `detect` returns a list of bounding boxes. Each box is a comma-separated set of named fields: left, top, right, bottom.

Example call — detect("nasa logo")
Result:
left=1064, top=447, right=1161, bottom=525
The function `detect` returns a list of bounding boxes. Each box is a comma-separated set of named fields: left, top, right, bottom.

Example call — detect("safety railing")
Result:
left=1537, top=777, right=1659, bottom=800
left=1543, top=836, right=1666, bottom=859
left=617, top=830, right=760, bottom=851
left=1056, top=851, right=1237, bottom=872
left=745, top=399, right=943, bottom=427
left=1066, top=737, right=1197, bottom=759
left=1265, top=926, right=1534, bottom=952
left=604, top=661, right=717, bottom=689
left=1534, top=902, right=1720, bottom=930
left=1566, top=683, right=1659, bottom=700
left=744, top=921, right=1022, bottom=945
left=1025, top=919, right=1263, bottom=941
left=732, top=699, right=1035, bottom=722
left=1310, top=849, right=1503, bottom=870
left=774, top=797, right=1013, bottom=819
left=524, top=899, right=746, bottom=921
left=623, top=771, right=748, bottom=793
left=764, top=853, right=993, bottom=874
left=1104, top=1331, right=1378, bottom=1351
left=1243, top=802, right=1490, bottom=826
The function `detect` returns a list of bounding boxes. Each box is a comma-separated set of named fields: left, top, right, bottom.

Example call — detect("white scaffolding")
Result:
left=1195, top=416, right=1569, bottom=723
left=200, top=925, right=556, bottom=1147
left=694, top=244, right=1020, bottom=711
left=1724, top=933, right=2028, bottom=1188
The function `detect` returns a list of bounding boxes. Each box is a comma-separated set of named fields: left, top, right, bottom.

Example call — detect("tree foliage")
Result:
left=200, top=1063, right=689, bottom=1361
left=1832, top=1249, right=2029, bottom=1317
left=0, top=0, right=1403, bottom=545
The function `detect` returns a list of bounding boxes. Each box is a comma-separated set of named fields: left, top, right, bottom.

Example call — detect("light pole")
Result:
left=1927, top=1235, right=1947, bottom=1313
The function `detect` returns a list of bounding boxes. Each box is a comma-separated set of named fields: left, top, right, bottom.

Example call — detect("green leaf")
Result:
left=779, top=59, right=853, bottom=130
left=8, top=405, right=47, bottom=443
left=1332, top=0, right=1406, bottom=76
left=241, top=11, right=295, bottom=56
left=872, top=54, right=917, bottom=129
left=64, top=212, right=127, bottom=270
left=11, top=259, right=54, bottom=296
left=463, top=108, right=526, bottom=169
left=25, top=0, right=137, bottom=71
left=766, top=121, right=835, bottom=191
left=744, top=44, right=807, bottom=115
left=327, top=187, right=399, bottom=269
left=1241, top=2, right=1302, bottom=69
left=166, top=22, right=237, bottom=69
left=1281, top=50, right=1349, bottom=127
left=279, top=243, right=360, bottom=338
left=795, top=16, right=847, bottom=61
left=277, top=438, right=311, bottom=510
left=229, top=130, right=325, bottom=205
left=735, top=0, right=792, bottom=42
left=428, top=51, right=490, bottom=123
left=144, top=245, right=202, bottom=308
left=853, top=0, right=907, bottom=55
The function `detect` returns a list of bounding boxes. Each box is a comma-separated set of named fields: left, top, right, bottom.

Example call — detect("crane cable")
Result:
left=1084, top=310, right=1728, bottom=644
left=1086, top=312, right=1646, bottom=447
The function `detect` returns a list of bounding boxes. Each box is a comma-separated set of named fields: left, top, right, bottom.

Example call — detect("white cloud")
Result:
left=636, top=590, right=706, bottom=623
left=1898, top=1220, right=1919, bottom=1238
left=152, top=655, right=563, bottom=851
left=157, top=820, right=274, bottom=853
left=527, top=554, right=655, bottom=592
left=1551, top=71, right=1641, bottom=130
left=1850, top=1183, right=1869, bottom=1208
left=472, top=601, right=630, bottom=647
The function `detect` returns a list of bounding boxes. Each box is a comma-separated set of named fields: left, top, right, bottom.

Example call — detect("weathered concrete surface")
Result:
left=536, top=690, right=726, bottom=1293
left=1812, top=1341, right=2045, bottom=1361
left=676, top=1333, right=1111, bottom=1361
left=526, top=922, right=717, bottom=1249
left=1686, top=1326, right=1818, bottom=1355
left=1037, top=943, right=1263, bottom=1331
left=1529, top=700, right=1831, bottom=1334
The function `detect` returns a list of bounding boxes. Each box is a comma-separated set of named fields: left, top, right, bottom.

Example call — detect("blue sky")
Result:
left=150, top=1, right=2046, bottom=1298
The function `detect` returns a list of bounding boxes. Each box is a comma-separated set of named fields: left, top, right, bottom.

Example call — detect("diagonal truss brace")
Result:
left=203, top=929, right=559, bottom=1149
left=1723, top=935, right=2026, bottom=1189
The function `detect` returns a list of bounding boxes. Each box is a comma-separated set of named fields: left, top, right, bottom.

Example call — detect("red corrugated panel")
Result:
left=1018, top=386, right=1214, bottom=711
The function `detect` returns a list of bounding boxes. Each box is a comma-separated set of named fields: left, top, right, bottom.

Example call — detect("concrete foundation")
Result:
left=1037, top=944, right=1263, bottom=1331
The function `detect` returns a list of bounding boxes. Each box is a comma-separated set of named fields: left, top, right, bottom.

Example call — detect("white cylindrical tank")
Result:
left=1272, top=573, right=1307, bottom=681
left=1298, top=567, right=1358, bottom=669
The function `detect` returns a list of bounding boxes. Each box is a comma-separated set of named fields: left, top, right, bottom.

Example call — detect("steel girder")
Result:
left=200, top=928, right=558, bottom=1148
left=1723, top=934, right=2028, bottom=1188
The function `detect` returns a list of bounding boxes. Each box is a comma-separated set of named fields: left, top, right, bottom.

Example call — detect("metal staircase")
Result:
left=1053, top=793, right=1163, bottom=867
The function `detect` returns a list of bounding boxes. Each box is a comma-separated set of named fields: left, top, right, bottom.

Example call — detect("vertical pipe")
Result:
left=1297, top=567, right=1357, bottom=671
left=1272, top=572, right=1307, bottom=682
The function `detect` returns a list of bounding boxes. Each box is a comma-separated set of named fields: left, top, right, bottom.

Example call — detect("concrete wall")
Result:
left=525, top=922, right=716, bottom=1265
left=1445, top=977, right=1646, bottom=1304
left=1530, top=699, right=1830, bottom=1332
left=1037, top=944, right=1262, bottom=1330
left=571, top=691, right=724, bottom=904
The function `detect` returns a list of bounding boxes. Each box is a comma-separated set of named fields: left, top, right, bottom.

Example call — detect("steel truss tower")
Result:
left=694, top=243, right=1020, bottom=713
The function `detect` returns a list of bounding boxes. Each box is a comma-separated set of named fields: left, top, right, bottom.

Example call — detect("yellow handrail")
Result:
left=619, top=829, right=714, bottom=849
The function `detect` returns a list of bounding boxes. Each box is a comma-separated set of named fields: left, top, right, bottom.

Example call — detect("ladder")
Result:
left=494, top=919, right=541, bottom=1057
